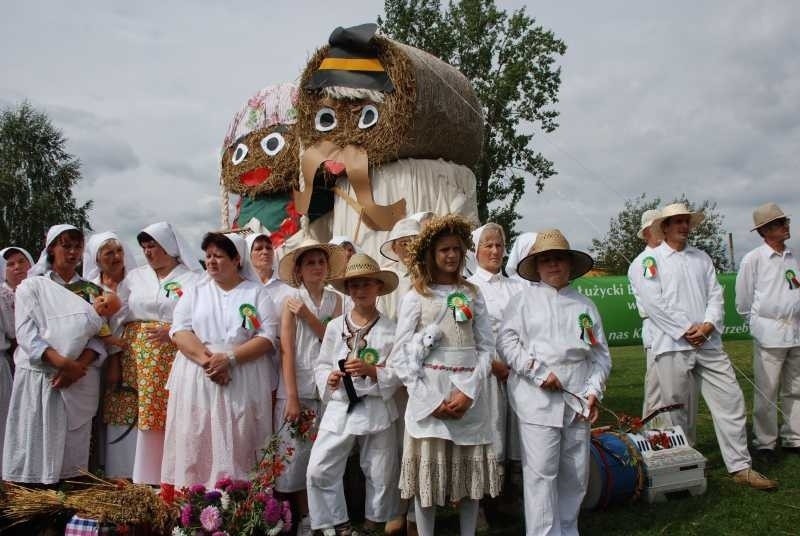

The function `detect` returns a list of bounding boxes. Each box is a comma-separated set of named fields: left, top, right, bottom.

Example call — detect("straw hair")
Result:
left=651, top=202, right=705, bottom=239
left=277, top=239, right=346, bottom=287
left=516, top=229, right=594, bottom=282
left=751, top=202, right=788, bottom=231
left=407, top=214, right=477, bottom=296
left=329, top=253, right=399, bottom=296
left=297, top=34, right=483, bottom=168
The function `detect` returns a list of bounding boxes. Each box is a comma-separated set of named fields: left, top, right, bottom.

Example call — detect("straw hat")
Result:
left=380, top=217, right=422, bottom=261
left=650, top=203, right=705, bottom=239
left=277, top=239, right=346, bottom=287
left=516, top=229, right=594, bottom=282
left=637, top=209, right=661, bottom=240
left=329, top=253, right=399, bottom=296
left=751, top=202, right=789, bottom=231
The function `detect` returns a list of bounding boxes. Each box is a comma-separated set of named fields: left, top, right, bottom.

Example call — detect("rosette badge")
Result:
left=239, top=303, right=261, bottom=329
left=786, top=269, right=800, bottom=290
left=359, top=347, right=380, bottom=365
left=578, top=313, right=597, bottom=345
left=163, top=281, right=183, bottom=300
left=642, top=256, right=657, bottom=279
left=447, top=291, right=473, bottom=322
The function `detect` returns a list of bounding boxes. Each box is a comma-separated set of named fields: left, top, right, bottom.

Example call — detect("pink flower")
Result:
left=179, top=503, right=193, bottom=527
left=214, top=476, right=233, bottom=491
left=199, top=505, right=222, bottom=532
left=264, top=497, right=282, bottom=524
left=281, top=501, right=292, bottom=531
left=189, top=484, right=206, bottom=495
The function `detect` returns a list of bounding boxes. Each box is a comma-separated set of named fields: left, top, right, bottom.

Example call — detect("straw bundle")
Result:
left=220, top=125, right=300, bottom=196
left=297, top=36, right=484, bottom=168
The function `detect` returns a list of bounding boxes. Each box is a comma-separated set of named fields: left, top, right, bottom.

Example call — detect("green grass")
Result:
left=438, top=340, right=800, bottom=535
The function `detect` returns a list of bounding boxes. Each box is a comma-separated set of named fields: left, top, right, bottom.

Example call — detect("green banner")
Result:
left=570, top=273, right=749, bottom=347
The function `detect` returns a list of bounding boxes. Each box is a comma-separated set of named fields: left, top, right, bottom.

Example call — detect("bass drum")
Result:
left=582, top=431, right=645, bottom=510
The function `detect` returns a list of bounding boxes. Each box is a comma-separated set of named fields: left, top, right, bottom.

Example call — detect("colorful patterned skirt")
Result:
left=125, top=321, right=177, bottom=432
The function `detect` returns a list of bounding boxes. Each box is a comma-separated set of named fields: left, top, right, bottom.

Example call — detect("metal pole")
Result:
left=728, top=232, right=735, bottom=271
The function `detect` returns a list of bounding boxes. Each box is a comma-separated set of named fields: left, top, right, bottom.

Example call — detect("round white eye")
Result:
left=358, top=105, right=379, bottom=129
left=315, top=108, right=337, bottom=132
left=260, top=133, right=286, bottom=156
left=232, top=143, right=248, bottom=165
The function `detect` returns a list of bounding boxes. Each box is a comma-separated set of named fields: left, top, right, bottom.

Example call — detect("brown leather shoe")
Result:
left=732, top=468, right=778, bottom=491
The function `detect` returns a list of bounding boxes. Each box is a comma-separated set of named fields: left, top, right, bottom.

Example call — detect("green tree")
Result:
left=590, top=194, right=730, bottom=275
left=0, top=102, right=92, bottom=254
left=379, top=0, right=566, bottom=240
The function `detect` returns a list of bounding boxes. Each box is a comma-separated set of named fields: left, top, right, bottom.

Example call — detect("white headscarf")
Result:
left=505, top=231, right=537, bottom=278
left=223, top=233, right=261, bottom=283
left=1, top=246, right=35, bottom=283
left=29, top=224, right=81, bottom=277
left=245, top=232, right=279, bottom=284
left=140, top=221, right=201, bottom=272
left=82, top=231, right=139, bottom=283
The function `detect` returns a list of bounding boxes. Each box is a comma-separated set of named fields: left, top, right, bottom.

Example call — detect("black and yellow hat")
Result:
left=306, top=23, right=394, bottom=93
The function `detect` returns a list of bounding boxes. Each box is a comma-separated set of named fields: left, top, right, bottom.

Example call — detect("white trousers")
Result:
left=642, top=346, right=662, bottom=417
left=752, top=343, right=800, bottom=449
left=519, top=419, right=590, bottom=536
left=654, top=349, right=751, bottom=473
left=307, top=425, right=399, bottom=530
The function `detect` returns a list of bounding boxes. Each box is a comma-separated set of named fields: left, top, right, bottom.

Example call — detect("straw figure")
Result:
left=294, top=22, right=481, bottom=256
left=220, top=83, right=302, bottom=248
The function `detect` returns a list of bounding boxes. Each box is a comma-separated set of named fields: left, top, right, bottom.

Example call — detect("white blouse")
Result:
left=467, top=266, right=526, bottom=345
left=118, top=264, right=201, bottom=323
left=169, top=278, right=278, bottom=351
left=315, top=313, right=401, bottom=435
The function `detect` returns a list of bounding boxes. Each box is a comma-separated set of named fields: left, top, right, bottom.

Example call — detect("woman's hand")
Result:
left=584, top=394, right=599, bottom=424
left=343, top=357, right=376, bottom=379
left=284, top=396, right=301, bottom=422
left=540, top=372, right=563, bottom=392
left=204, top=353, right=231, bottom=385
left=431, top=401, right=457, bottom=420
left=105, top=354, right=122, bottom=386
left=327, top=370, right=344, bottom=390
left=52, top=358, right=88, bottom=389
left=445, top=390, right=473, bottom=419
left=145, top=324, right=172, bottom=343
left=286, top=298, right=309, bottom=321
left=491, top=360, right=510, bottom=382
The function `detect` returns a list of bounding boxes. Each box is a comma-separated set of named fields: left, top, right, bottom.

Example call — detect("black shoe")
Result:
left=755, top=448, right=778, bottom=463
left=783, top=446, right=800, bottom=455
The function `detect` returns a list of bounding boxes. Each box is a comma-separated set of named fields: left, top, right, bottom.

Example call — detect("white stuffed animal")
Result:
left=407, top=323, right=443, bottom=378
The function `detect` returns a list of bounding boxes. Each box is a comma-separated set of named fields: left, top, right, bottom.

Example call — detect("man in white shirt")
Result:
left=735, top=203, right=800, bottom=457
left=498, top=229, right=611, bottom=536
left=638, top=203, right=777, bottom=490
left=628, top=209, right=668, bottom=419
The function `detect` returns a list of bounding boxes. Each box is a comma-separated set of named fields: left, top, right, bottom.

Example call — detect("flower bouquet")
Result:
left=288, top=406, right=317, bottom=442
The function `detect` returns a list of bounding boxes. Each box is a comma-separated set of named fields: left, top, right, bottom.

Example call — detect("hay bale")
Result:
left=297, top=36, right=484, bottom=168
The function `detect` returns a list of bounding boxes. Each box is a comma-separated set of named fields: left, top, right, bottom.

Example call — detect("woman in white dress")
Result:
left=391, top=215, right=500, bottom=536
left=2, top=224, right=107, bottom=484
left=83, top=232, right=139, bottom=478
left=275, top=239, right=345, bottom=536
left=161, top=232, right=278, bottom=488
left=1, top=246, right=34, bottom=292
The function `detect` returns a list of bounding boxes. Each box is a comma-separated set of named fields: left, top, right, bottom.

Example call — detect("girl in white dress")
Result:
left=307, top=253, right=402, bottom=535
left=161, top=233, right=278, bottom=488
left=391, top=215, right=500, bottom=536
left=275, top=239, right=345, bottom=536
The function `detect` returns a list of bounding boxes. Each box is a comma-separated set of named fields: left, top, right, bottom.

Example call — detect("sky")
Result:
left=1, top=1, right=798, bottom=266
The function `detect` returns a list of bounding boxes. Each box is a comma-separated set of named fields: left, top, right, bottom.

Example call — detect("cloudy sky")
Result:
left=2, top=1, right=798, bottom=265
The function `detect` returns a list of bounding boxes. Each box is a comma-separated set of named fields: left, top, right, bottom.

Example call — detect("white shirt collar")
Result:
left=474, top=266, right=503, bottom=283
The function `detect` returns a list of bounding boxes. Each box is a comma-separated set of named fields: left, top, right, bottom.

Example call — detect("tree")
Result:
left=590, top=194, right=730, bottom=275
left=0, top=102, right=92, bottom=254
left=379, top=0, right=566, bottom=240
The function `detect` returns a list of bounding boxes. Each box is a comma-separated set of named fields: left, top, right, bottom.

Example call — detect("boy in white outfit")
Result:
left=307, top=254, right=402, bottom=536
left=498, top=229, right=611, bottom=536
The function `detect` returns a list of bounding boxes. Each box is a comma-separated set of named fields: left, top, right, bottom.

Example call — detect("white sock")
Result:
left=459, top=499, right=479, bottom=536
left=413, top=496, right=436, bottom=536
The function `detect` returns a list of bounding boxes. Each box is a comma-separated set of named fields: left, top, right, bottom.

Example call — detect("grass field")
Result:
left=440, top=340, right=800, bottom=535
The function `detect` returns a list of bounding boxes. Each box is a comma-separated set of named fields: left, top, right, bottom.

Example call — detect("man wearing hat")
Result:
left=627, top=209, right=673, bottom=421
left=498, top=229, right=611, bottom=536
left=735, top=203, right=800, bottom=457
left=637, top=203, right=777, bottom=490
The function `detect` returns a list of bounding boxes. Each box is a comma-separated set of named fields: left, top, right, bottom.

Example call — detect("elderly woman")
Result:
left=1, top=246, right=34, bottom=291
left=116, top=221, right=201, bottom=485
left=161, top=233, right=278, bottom=488
left=2, top=225, right=107, bottom=484
left=83, top=232, right=139, bottom=478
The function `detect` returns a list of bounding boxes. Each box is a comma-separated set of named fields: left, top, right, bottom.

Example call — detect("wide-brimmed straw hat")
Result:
left=637, top=209, right=661, bottom=240
left=516, top=229, right=594, bottom=282
left=751, top=202, right=789, bottom=231
left=380, top=217, right=421, bottom=261
left=278, top=239, right=346, bottom=287
left=329, top=253, right=399, bottom=296
left=651, top=203, right=705, bottom=239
